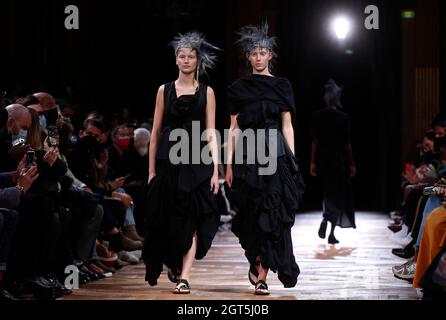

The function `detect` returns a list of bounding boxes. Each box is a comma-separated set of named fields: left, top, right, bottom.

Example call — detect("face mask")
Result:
left=116, top=137, right=131, bottom=150
left=137, top=146, right=148, bottom=157
left=11, top=129, right=28, bottom=142
left=39, top=114, right=47, bottom=131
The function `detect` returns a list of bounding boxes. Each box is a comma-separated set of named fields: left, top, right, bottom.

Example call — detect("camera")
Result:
left=423, top=185, right=446, bottom=196
left=25, top=150, right=35, bottom=169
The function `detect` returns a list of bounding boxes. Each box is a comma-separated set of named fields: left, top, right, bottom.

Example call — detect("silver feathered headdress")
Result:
left=170, top=32, right=220, bottom=78
left=235, top=22, right=277, bottom=56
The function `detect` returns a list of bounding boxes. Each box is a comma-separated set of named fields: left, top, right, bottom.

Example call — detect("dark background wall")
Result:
left=0, top=0, right=443, bottom=212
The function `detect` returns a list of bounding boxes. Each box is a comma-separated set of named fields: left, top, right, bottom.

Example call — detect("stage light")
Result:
left=332, top=16, right=351, bottom=40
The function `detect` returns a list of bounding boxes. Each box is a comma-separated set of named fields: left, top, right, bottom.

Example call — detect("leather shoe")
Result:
left=392, top=246, right=415, bottom=259
left=21, top=276, right=58, bottom=300
left=0, top=288, right=20, bottom=300
left=44, top=273, right=73, bottom=296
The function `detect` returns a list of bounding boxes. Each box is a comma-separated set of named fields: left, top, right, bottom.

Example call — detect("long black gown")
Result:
left=227, top=74, right=305, bottom=288
left=312, top=107, right=355, bottom=229
left=142, top=82, right=220, bottom=286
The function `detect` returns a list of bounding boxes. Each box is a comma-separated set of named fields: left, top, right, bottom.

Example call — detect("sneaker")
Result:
left=390, top=224, right=409, bottom=239
left=118, top=251, right=140, bottom=265
left=88, top=262, right=112, bottom=278
left=128, top=250, right=142, bottom=261
left=392, top=257, right=414, bottom=273
left=93, top=259, right=116, bottom=274
left=96, top=242, right=118, bottom=262
left=393, top=259, right=416, bottom=281
left=109, top=231, right=143, bottom=252
left=392, top=234, right=413, bottom=247
left=114, top=258, right=130, bottom=270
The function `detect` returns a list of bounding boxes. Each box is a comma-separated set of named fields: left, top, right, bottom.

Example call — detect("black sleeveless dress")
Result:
left=227, top=74, right=305, bottom=288
left=142, top=82, right=219, bottom=286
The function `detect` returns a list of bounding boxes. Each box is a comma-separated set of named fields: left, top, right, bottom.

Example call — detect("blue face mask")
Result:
left=39, top=114, right=47, bottom=131
left=11, top=129, right=28, bottom=143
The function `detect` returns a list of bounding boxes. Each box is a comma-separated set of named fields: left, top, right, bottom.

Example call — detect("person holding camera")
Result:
left=0, top=155, right=38, bottom=300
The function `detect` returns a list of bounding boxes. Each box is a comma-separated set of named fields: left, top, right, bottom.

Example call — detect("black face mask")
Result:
left=44, top=108, right=59, bottom=126
left=80, top=135, right=105, bottom=159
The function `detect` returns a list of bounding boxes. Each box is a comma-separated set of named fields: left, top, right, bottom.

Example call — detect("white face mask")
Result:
left=137, top=146, right=148, bottom=157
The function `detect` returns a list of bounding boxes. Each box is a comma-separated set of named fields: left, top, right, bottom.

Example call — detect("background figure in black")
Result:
left=226, top=23, right=305, bottom=296
left=310, top=79, right=356, bottom=244
left=143, top=32, right=220, bottom=294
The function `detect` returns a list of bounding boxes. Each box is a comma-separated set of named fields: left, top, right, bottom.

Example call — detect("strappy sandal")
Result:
left=167, top=268, right=181, bottom=284
left=248, top=264, right=259, bottom=286
left=255, top=280, right=270, bottom=296
left=174, top=279, right=191, bottom=294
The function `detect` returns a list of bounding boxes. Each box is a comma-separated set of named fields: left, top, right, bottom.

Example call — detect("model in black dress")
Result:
left=142, top=32, right=220, bottom=294
left=226, top=24, right=305, bottom=295
left=310, top=79, right=356, bottom=245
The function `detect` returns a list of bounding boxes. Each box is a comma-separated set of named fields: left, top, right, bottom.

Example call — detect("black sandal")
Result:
left=174, top=279, right=191, bottom=294
left=248, top=264, right=259, bottom=286
left=255, top=280, right=270, bottom=296
left=167, top=268, right=181, bottom=284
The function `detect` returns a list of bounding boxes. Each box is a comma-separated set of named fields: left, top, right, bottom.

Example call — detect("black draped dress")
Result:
left=142, top=82, right=219, bottom=286
left=312, top=107, right=355, bottom=229
left=227, top=75, right=305, bottom=288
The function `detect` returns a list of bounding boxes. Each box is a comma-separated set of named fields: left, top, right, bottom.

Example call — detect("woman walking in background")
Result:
left=310, top=79, right=356, bottom=244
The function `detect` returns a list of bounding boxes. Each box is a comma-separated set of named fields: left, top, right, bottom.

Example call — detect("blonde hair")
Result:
left=26, top=108, right=43, bottom=150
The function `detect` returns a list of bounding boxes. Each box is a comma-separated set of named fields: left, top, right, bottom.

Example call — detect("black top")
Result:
left=228, top=75, right=296, bottom=121
left=227, top=75, right=296, bottom=160
left=155, top=82, right=213, bottom=192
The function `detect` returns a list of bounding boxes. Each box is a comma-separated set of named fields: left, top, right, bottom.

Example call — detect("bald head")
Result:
left=5, top=104, right=31, bottom=135
left=33, top=92, right=56, bottom=111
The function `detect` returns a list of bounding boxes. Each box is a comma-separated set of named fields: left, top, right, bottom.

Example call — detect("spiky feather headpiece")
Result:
left=235, top=22, right=277, bottom=56
left=170, top=32, right=220, bottom=78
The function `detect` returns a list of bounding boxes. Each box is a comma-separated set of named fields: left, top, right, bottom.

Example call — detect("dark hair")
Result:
left=434, top=120, right=446, bottom=129
left=434, top=137, right=446, bottom=153
left=111, top=125, right=127, bottom=138
left=15, top=95, right=40, bottom=107
left=425, top=130, right=435, bottom=141
left=83, top=116, right=107, bottom=133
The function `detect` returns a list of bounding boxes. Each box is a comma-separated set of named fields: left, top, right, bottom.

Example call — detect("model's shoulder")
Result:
left=206, top=85, right=215, bottom=95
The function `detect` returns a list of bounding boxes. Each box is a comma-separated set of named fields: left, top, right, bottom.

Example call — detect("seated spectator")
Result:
left=0, top=156, right=39, bottom=300
left=0, top=104, right=32, bottom=172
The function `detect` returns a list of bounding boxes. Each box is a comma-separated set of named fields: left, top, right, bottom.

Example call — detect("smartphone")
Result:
left=26, top=150, right=35, bottom=169
left=47, top=125, right=59, bottom=147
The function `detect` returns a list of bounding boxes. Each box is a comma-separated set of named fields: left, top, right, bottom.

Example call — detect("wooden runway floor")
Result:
left=65, top=212, right=418, bottom=300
